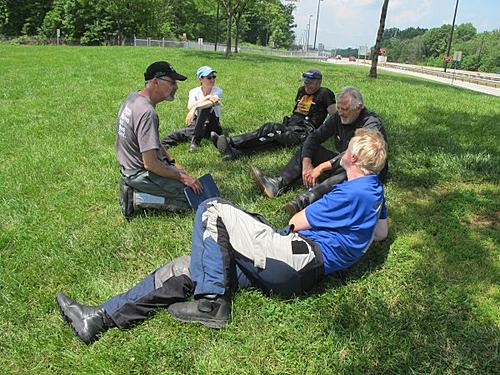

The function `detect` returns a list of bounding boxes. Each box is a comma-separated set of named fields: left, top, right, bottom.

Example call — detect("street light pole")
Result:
left=306, top=15, right=312, bottom=52
left=313, top=0, right=323, bottom=50
left=444, top=0, right=459, bottom=72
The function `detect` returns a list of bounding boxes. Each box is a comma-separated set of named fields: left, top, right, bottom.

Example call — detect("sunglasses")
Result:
left=303, top=73, right=320, bottom=80
left=204, top=75, right=217, bottom=80
left=158, top=77, right=177, bottom=85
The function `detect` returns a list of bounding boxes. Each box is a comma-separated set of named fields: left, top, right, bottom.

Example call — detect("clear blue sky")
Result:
left=289, top=0, right=500, bottom=49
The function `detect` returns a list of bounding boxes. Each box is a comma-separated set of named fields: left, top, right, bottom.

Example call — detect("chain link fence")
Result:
left=133, top=36, right=330, bottom=60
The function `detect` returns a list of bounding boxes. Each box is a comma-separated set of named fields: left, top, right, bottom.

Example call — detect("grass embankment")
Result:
left=0, top=44, right=498, bottom=374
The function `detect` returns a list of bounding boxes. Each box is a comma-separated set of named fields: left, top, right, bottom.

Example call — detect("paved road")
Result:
left=328, top=59, right=500, bottom=97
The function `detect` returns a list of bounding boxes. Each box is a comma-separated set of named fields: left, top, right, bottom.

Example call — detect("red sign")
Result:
left=444, top=55, right=451, bottom=63
left=379, top=48, right=387, bottom=55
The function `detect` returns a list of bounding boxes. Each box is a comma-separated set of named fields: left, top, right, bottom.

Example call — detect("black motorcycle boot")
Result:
left=210, top=131, right=220, bottom=147
left=284, top=191, right=315, bottom=216
left=119, top=180, right=135, bottom=220
left=188, top=137, right=200, bottom=152
left=216, top=135, right=242, bottom=161
left=250, top=166, right=286, bottom=198
left=56, top=293, right=114, bottom=345
left=168, top=295, right=230, bottom=329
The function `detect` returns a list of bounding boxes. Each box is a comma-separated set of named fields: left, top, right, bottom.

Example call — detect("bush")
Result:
left=8, top=34, right=49, bottom=45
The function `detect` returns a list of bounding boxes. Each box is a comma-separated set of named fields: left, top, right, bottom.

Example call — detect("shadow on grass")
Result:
left=389, top=105, right=500, bottom=189
left=317, top=186, right=499, bottom=373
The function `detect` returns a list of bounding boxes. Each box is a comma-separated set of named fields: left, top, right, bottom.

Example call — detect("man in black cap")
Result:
left=211, top=69, right=336, bottom=160
left=116, top=61, right=202, bottom=218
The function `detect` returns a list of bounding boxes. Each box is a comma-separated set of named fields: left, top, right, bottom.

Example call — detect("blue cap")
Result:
left=301, top=68, right=322, bottom=82
left=196, top=66, right=216, bottom=79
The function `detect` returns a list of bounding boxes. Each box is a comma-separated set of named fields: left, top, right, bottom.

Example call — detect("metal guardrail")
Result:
left=359, top=61, right=500, bottom=88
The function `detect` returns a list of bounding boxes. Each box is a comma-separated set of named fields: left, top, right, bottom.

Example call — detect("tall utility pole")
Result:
left=444, top=0, right=459, bottom=72
left=306, top=14, right=312, bottom=51
left=313, top=0, right=323, bottom=50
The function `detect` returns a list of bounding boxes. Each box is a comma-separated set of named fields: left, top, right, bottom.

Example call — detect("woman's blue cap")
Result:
left=196, top=66, right=216, bottom=78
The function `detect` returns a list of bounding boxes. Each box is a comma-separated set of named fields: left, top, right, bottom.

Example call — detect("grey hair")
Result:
left=338, top=86, right=364, bottom=109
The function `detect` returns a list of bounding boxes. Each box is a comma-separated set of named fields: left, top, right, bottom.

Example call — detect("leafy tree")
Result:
left=105, top=0, right=154, bottom=44
left=455, top=22, right=476, bottom=42
left=269, top=1, right=294, bottom=48
left=382, top=26, right=426, bottom=45
left=2, top=0, right=53, bottom=36
left=0, top=0, right=9, bottom=33
left=220, top=0, right=234, bottom=57
left=38, top=0, right=65, bottom=39
left=233, top=0, right=254, bottom=53
left=81, top=17, right=113, bottom=45
left=422, top=25, right=451, bottom=58
left=478, top=30, right=500, bottom=72
left=241, top=0, right=294, bottom=48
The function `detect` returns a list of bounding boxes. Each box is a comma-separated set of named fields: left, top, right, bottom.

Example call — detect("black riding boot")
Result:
left=284, top=191, right=316, bottom=216
left=284, top=171, right=347, bottom=216
left=250, top=166, right=287, bottom=197
left=216, top=135, right=243, bottom=160
left=168, top=294, right=230, bottom=329
left=56, top=293, right=115, bottom=345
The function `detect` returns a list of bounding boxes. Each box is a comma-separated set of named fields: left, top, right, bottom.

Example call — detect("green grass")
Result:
left=0, top=44, right=499, bottom=374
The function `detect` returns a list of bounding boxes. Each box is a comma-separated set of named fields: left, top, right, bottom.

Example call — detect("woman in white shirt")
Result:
left=161, top=66, right=223, bottom=152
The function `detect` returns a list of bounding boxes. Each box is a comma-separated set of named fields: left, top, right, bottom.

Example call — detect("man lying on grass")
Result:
left=117, top=61, right=202, bottom=219
left=56, top=128, right=388, bottom=345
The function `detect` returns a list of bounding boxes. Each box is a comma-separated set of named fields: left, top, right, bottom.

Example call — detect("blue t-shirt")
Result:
left=299, top=174, right=387, bottom=275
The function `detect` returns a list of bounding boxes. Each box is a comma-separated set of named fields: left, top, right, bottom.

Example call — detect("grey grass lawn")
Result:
left=0, top=44, right=498, bottom=374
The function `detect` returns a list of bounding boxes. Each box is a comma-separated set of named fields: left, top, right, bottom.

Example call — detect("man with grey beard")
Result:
left=250, top=86, right=388, bottom=215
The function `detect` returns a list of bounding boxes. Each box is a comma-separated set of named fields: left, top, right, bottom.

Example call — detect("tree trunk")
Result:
left=234, top=14, right=241, bottom=53
left=225, top=10, right=232, bottom=58
left=369, top=0, right=390, bottom=78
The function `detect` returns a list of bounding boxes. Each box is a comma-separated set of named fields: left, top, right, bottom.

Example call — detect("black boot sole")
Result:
left=170, top=314, right=228, bottom=329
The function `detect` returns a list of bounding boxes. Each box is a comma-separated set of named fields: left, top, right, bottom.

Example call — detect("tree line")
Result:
left=379, top=23, right=499, bottom=73
left=0, top=0, right=296, bottom=55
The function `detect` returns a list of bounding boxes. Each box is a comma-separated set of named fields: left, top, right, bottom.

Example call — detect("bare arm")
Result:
left=185, top=95, right=220, bottom=124
left=303, top=160, right=333, bottom=188
left=301, top=157, right=314, bottom=187
left=142, top=149, right=202, bottom=193
left=189, top=96, right=220, bottom=111
left=373, top=219, right=388, bottom=241
left=288, top=209, right=311, bottom=231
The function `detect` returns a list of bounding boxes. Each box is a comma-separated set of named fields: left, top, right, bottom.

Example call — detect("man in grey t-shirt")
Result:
left=116, top=61, right=202, bottom=218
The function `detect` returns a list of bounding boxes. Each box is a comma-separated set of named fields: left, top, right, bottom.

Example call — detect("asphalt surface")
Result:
left=328, top=59, right=500, bottom=97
